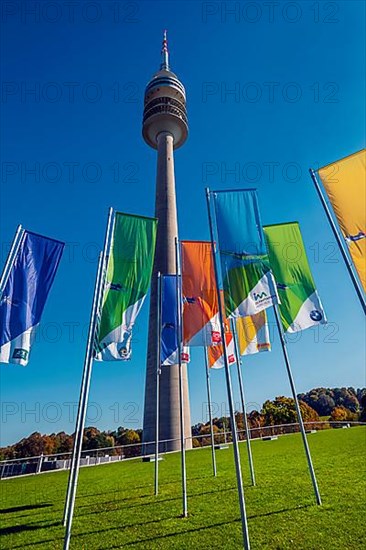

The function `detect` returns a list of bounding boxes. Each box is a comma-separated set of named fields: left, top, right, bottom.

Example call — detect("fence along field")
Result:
left=0, top=426, right=365, bottom=549
left=0, top=420, right=364, bottom=480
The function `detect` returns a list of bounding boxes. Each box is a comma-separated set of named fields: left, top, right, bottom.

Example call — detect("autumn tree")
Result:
left=82, top=427, right=115, bottom=450
left=298, top=387, right=362, bottom=417
left=54, top=432, right=73, bottom=454
left=198, top=423, right=220, bottom=447
left=330, top=406, right=349, bottom=422
left=13, top=432, right=49, bottom=458
left=261, top=396, right=320, bottom=427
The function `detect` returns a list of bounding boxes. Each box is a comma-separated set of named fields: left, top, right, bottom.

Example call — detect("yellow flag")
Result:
left=236, top=311, right=271, bottom=355
left=318, top=149, right=366, bottom=292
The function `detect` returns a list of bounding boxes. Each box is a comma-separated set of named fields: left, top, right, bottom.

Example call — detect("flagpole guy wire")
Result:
left=309, top=168, right=366, bottom=314
left=154, top=271, right=162, bottom=495
left=205, top=187, right=251, bottom=550
left=63, top=207, right=115, bottom=550
left=230, top=320, right=256, bottom=487
left=175, top=237, right=188, bottom=518
left=273, top=304, right=322, bottom=506
left=203, top=346, right=217, bottom=477
left=0, top=225, right=25, bottom=297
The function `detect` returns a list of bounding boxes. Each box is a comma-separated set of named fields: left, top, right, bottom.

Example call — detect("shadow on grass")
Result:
left=77, top=495, right=181, bottom=517
left=0, top=520, right=60, bottom=536
left=73, top=474, right=215, bottom=500
left=0, top=503, right=53, bottom=515
left=76, top=486, right=238, bottom=517
left=7, top=504, right=314, bottom=549
left=103, top=505, right=314, bottom=548
left=7, top=515, right=180, bottom=549
left=83, top=517, right=242, bottom=548
left=248, top=504, right=312, bottom=519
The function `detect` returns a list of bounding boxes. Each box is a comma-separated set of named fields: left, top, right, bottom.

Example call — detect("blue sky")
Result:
left=1, top=0, right=365, bottom=446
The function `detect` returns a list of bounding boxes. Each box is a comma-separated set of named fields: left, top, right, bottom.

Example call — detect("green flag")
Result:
left=264, top=222, right=326, bottom=333
left=211, top=189, right=279, bottom=317
left=95, top=212, right=157, bottom=361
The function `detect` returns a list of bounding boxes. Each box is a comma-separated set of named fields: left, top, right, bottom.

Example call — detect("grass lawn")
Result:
left=1, top=427, right=365, bottom=549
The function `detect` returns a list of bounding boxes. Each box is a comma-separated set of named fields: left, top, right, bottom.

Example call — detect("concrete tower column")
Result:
left=155, top=131, right=178, bottom=273
left=143, top=131, right=191, bottom=453
left=142, top=33, right=191, bottom=453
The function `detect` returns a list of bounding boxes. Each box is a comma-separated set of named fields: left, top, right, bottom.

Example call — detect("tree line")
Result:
left=1, top=386, right=365, bottom=460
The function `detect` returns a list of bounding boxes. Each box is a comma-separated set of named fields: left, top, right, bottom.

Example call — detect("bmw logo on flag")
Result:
left=310, top=310, right=323, bottom=322
left=118, top=346, right=128, bottom=358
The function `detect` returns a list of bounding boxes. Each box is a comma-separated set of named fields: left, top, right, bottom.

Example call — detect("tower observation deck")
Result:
left=142, top=32, right=191, bottom=453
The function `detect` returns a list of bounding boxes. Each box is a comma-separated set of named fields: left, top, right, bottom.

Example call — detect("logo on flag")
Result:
left=211, top=331, right=221, bottom=344
left=310, top=310, right=323, bottom=322
left=12, top=349, right=29, bottom=361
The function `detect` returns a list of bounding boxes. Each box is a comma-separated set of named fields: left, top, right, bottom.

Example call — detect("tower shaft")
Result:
left=142, top=132, right=191, bottom=453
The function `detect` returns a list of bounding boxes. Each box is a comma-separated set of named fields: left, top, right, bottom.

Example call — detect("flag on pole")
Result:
left=210, top=311, right=270, bottom=368
left=318, top=150, right=366, bottom=292
left=208, top=329, right=236, bottom=369
left=236, top=311, right=271, bottom=355
left=264, top=222, right=326, bottom=333
left=95, top=212, right=157, bottom=361
left=211, top=189, right=279, bottom=318
left=161, top=274, right=190, bottom=366
left=0, top=231, right=64, bottom=366
left=181, top=241, right=222, bottom=346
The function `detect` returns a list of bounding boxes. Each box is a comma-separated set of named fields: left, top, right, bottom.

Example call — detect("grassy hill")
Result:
left=1, top=427, right=365, bottom=549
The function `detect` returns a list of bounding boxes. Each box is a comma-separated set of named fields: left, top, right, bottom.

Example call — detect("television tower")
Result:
left=142, top=32, right=191, bottom=453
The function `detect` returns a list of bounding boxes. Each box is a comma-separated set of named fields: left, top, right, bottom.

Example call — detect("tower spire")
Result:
left=160, top=29, right=170, bottom=71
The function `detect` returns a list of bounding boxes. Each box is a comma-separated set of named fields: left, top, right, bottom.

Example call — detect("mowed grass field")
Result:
left=1, top=427, right=365, bottom=549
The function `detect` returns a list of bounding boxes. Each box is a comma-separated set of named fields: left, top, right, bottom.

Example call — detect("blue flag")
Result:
left=161, top=275, right=189, bottom=366
left=0, top=231, right=64, bottom=366
left=211, top=189, right=279, bottom=317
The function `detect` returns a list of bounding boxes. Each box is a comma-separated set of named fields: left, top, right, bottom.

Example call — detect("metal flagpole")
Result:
left=230, top=320, right=256, bottom=487
left=0, top=225, right=25, bottom=296
left=63, top=208, right=114, bottom=550
left=63, top=252, right=103, bottom=549
left=273, top=304, right=322, bottom=506
left=175, top=237, right=188, bottom=518
left=203, top=346, right=217, bottom=477
left=63, top=207, right=114, bottom=527
left=309, top=168, right=366, bottom=314
left=205, top=188, right=251, bottom=550
left=62, top=252, right=104, bottom=526
left=154, top=272, right=162, bottom=495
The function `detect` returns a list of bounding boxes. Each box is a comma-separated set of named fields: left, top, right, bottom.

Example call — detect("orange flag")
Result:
left=181, top=241, right=221, bottom=346
left=208, top=326, right=236, bottom=369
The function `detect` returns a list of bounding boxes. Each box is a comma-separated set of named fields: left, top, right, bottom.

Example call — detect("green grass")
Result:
left=1, top=427, right=365, bottom=549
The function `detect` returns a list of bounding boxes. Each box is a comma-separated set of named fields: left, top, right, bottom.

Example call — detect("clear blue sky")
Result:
left=1, top=1, right=365, bottom=446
